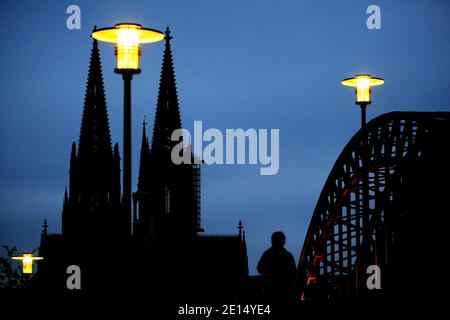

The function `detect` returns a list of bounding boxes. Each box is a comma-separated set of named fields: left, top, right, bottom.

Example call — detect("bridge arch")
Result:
left=296, top=112, right=450, bottom=302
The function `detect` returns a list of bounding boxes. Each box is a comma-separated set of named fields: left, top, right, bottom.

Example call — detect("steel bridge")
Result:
left=296, top=111, right=450, bottom=302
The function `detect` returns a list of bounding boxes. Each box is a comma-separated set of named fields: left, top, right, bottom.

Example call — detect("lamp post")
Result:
left=341, top=74, right=384, bottom=297
left=341, top=74, right=384, bottom=129
left=92, top=23, right=164, bottom=233
left=12, top=253, right=43, bottom=275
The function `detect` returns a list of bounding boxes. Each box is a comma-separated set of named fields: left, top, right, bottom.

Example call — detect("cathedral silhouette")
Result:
left=37, top=28, right=249, bottom=299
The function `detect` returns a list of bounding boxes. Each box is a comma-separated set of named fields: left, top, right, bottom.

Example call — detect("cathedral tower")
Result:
left=62, top=39, right=125, bottom=244
left=135, top=28, right=201, bottom=244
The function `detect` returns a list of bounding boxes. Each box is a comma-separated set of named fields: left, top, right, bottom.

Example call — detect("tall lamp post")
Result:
left=341, top=74, right=384, bottom=296
left=92, top=23, right=164, bottom=233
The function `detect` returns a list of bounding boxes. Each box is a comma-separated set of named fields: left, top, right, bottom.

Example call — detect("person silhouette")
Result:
left=257, top=231, right=296, bottom=303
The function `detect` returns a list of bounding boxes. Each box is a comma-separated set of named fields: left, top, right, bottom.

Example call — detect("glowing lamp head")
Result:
left=341, top=74, right=384, bottom=104
left=91, top=23, right=164, bottom=72
left=12, top=253, right=43, bottom=274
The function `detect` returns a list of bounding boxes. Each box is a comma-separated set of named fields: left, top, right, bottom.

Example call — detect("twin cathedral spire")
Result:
left=61, top=27, right=200, bottom=242
left=39, top=27, right=248, bottom=294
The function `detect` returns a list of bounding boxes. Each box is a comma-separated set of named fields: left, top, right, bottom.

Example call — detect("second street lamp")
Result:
left=341, top=73, right=384, bottom=296
left=92, top=23, right=164, bottom=234
left=341, top=74, right=384, bottom=129
left=12, top=253, right=43, bottom=275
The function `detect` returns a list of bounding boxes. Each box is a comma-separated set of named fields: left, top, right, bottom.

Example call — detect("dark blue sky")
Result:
left=1, top=0, right=449, bottom=274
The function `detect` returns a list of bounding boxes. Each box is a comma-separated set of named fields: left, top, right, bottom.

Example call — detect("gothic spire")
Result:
left=42, top=219, right=49, bottom=235
left=150, top=27, right=182, bottom=158
left=238, top=220, right=244, bottom=239
left=141, top=116, right=149, bottom=153
left=138, top=116, right=150, bottom=189
left=78, top=38, right=113, bottom=159
left=61, top=34, right=123, bottom=240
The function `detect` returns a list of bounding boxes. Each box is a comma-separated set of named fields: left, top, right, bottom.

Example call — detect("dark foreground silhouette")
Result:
left=257, top=231, right=296, bottom=303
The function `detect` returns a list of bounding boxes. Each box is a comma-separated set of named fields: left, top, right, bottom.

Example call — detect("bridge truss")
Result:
left=296, top=112, right=450, bottom=302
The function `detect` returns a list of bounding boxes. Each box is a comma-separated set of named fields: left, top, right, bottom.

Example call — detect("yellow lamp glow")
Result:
left=91, top=23, right=164, bottom=71
left=12, top=253, right=43, bottom=274
left=341, top=74, right=384, bottom=104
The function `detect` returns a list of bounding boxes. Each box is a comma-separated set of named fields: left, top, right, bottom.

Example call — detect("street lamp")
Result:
left=12, top=253, right=43, bottom=274
left=341, top=74, right=384, bottom=297
left=341, top=74, right=384, bottom=128
left=92, top=23, right=164, bottom=233
left=91, top=23, right=164, bottom=71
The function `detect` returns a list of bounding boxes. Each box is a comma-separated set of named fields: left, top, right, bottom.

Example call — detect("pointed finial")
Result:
left=238, top=220, right=244, bottom=237
left=42, top=219, right=49, bottom=235
left=165, top=26, right=173, bottom=42
left=142, top=115, right=147, bottom=128
left=91, top=25, right=98, bottom=40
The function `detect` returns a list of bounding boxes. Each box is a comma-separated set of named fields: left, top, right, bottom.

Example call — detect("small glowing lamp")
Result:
left=91, top=23, right=164, bottom=72
left=341, top=74, right=384, bottom=104
left=12, top=253, right=43, bottom=274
